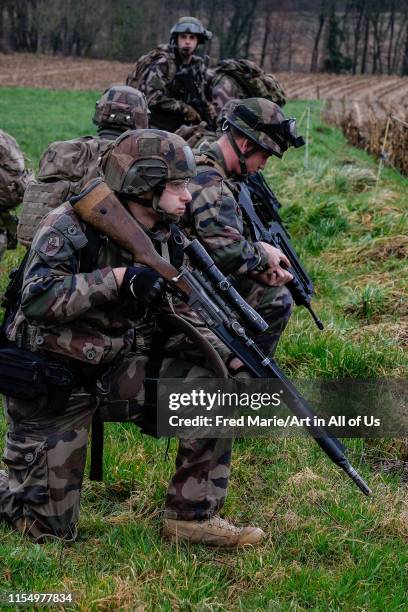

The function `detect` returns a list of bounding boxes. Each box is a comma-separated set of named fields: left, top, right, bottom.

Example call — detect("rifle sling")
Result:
left=238, top=183, right=270, bottom=243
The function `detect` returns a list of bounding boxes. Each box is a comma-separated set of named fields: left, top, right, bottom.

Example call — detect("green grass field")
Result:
left=0, top=88, right=407, bottom=610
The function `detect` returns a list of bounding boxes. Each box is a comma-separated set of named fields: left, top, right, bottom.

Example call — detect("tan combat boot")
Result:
left=163, top=516, right=265, bottom=547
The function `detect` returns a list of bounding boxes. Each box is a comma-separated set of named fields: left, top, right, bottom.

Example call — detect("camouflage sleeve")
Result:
left=140, top=57, right=187, bottom=116
left=188, top=171, right=269, bottom=276
left=20, top=213, right=119, bottom=325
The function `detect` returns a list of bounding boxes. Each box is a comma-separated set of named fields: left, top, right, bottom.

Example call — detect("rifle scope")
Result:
left=184, top=240, right=268, bottom=335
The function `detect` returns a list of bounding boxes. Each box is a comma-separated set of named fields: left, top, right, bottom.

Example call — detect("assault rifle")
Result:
left=241, top=175, right=324, bottom=330
left=175, top=65, right=216, bottom=130
left=74, top=180, right=372, bottom=496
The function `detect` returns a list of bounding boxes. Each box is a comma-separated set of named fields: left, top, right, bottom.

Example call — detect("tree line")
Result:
left=1, top=0, right=407, bottom=75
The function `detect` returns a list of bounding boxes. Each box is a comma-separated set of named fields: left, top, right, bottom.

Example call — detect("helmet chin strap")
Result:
left=226, top=131, right=258, bottom=179
left=152, top=190, right=181, bottom=223
left=123, top=191, right=180, bottom=224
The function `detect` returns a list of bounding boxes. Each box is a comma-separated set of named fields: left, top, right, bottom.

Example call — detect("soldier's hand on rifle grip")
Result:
left=249, top=268, right=293, bottom=287
left=118, top=266, right=166, bottom=307
left=259, top=242, right=290, bottom=268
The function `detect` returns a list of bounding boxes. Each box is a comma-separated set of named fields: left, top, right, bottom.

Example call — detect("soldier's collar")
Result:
left=147, top=223, right=171, bottom=243
left=195, top=142, right=228, bottom=179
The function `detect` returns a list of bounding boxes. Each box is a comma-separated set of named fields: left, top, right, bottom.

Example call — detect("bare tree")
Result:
left=350, top=0, right=366, bottom=74
left=1, top=0, right=407, bottom=75
left=402, top=21, right=408, bottom=75
left=310, top=0, right=329, bottom=71
left=360, top=9, right=370, bottom=73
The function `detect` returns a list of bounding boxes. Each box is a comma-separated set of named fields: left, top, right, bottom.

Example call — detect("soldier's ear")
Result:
left=238, top=137, right=252, bottom=154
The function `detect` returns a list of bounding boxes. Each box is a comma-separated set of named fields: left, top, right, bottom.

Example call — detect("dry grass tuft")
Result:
left=374, top=508, right=408, bottom=540
left=89, top=576, right=146, bottom=611
left=288, top=467, right=326, bottom=487
left=350, top=321, right=408, bottom=347
left=332, top=164, right=377, bottom=191
left=355, top=236, right=408, bottom=263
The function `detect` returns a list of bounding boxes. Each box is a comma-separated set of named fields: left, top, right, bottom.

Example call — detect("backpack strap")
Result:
left=80, top=225, right=104, bottom=272
left=195, top=153, right=227, bottom=180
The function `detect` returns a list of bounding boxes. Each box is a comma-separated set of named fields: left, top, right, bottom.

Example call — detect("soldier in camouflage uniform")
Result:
left=127, top=17, right=215, bottom=132
left=0, top=130, right=31, bottom=258
left=211, top=59, right=286, bottom=115
left=0, top=129, right=264, bottom=547
left=182, top=98, right=306, bottom=362
left=18, top=85, right=149, bottom=247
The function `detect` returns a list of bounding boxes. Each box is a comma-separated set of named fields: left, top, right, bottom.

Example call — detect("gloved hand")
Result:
left=120, top=266, right=166, bottom=308
left=182, top=104, right=201, bottom=124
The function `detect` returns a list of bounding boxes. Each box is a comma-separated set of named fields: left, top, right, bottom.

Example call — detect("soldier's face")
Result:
left=246, top=149, right=270, bottom=174
left=177, top=33, right=199, bottom=56
left=158, top=180, right=192, bottom=218
left=232, top=136, right=271, bottom=174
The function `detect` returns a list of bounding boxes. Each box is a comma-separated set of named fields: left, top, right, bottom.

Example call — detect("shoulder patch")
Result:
left=36, top=228, right=65, bottom=258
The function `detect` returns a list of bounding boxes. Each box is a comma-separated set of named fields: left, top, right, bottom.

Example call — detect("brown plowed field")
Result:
left=2, top=53, right=407, bottom=174
left=1, top=53, right=408, bottom=106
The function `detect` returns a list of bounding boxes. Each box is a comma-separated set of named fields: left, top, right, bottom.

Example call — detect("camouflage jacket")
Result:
left=7, top=202, right=172, bottom=365
left=131, top=45, right=211, bottom=131
left=182, top=142, right=269, bottom=276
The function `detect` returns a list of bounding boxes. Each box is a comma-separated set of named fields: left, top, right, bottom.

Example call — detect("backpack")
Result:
left=126, top=45, right=176, bottom=90
left=0, top=130, right=30, bottom=210
left=17, top=136, right=107, bottom=247
left=212, top=59, right=286, bottom=107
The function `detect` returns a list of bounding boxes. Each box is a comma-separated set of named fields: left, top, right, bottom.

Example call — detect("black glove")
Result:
left=120, top=266, right=166, bottom=308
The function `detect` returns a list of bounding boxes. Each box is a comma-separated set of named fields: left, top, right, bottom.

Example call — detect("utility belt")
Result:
left=0, top=345, right=111, bottom=412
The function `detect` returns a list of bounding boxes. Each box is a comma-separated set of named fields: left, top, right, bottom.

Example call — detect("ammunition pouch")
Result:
left=0, top=347, right=78, bottom=411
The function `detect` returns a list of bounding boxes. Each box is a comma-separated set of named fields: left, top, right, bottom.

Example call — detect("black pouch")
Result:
left=0, top=347, right=77, bottom=402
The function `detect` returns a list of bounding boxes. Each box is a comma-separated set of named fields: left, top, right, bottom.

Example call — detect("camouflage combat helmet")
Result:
left=100, top=128, right=196, bottom=197
left=222, top=98, right=305, bottom=159
left=93, top=85, right=149, bottom=131
left=170, top=16, right=212, bottom=44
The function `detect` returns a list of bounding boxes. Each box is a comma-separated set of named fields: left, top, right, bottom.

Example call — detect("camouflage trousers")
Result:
left=234, top=279, right=293, bottom=357
left=0, top=354, right=232, bottom=540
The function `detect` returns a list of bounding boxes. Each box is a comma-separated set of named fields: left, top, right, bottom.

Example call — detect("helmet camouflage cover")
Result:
left=170, top=16, right=212, bottom=43
left=222, top=97, right=305, bottom=158
left=100, top=128, right=196, bottom=196
left=93, top=85, right=149, bottom=131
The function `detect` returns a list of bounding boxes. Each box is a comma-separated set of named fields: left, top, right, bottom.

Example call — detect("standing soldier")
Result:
left=17, top=85, right=149, bottom=247
left=127, top=17, right=215, bottom=132
left=0, top=129, right=264, bottom=547
left=182, top=98, right=305, bottom=362
left=0, top=130, right=31, bottom=258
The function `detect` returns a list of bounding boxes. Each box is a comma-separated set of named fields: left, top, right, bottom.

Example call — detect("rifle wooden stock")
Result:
left=73, top=181, right=191, bottom=294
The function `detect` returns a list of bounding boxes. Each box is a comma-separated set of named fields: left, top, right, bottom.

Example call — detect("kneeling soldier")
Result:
left=183, top=98, right=302, bottom=363
left=0, top=129, right=264, bottom=547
